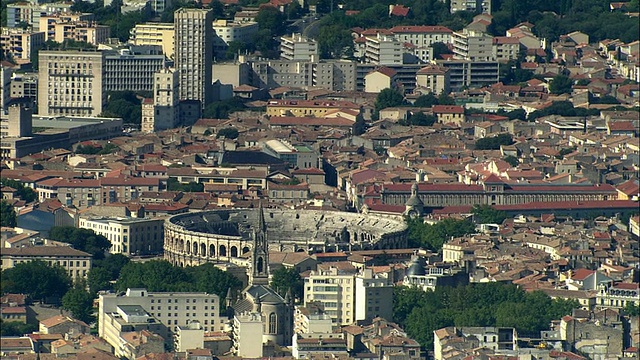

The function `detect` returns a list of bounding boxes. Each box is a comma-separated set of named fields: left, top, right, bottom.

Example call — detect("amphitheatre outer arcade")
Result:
left=164, top=208, right=408, bottom=267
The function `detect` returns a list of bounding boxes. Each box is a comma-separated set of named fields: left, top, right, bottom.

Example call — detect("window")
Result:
left=269, top=313, right=277, bottom=333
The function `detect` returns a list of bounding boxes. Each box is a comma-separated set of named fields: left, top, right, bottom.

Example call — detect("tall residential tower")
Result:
left=174, top=8, right=213, bottom=109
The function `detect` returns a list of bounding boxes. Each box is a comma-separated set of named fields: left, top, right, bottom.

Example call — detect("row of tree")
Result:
left=394, top=283, right=580, bottom=348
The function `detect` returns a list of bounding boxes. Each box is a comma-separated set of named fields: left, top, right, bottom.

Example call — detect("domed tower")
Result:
left=404, top=181, right=424, bottom=218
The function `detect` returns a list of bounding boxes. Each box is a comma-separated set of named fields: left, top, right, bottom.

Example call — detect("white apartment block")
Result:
left=1, top=246, right=92, bottom=281
left=365, top=34, right=403, bottom=66
left=0, top=27, right=45, bottom=60
left=492, top=37, right=521, bottom=62
left=99, top=288, right=223, bottom=340
left=390, top=25, right=453, bottom=47
left=130, top=22, right=175, bottom=59
left=79, top=216, right=164, bottom=256
left=294, top=306, right=333, bottom=335
left=304, top=266, right=357, bottom=326
left=213, top=19, right=258, bottom=49
left=232, top=312, right=264, bottom=358
left=416, top=65, right=450, bottom=95
left=174, top=8, right=214, bottom=108
left=247, top=59, right=356, bottom=91
left=280, top=34, right=318, bottom=62
left=354, top=268, right=394, bottom=323
left=38, top=50, right=105, bottom=117
left=452, top=29, right=494, bottom=61
left=141, top=67, right=179, bottom=133
left=450, top=0, right=491, bottom=14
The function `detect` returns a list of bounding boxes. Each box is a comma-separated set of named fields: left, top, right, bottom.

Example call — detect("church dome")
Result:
left=406, top=257, right=426, bottom=276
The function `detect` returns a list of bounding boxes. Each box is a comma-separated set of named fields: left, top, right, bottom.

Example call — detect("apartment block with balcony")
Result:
left=389, top=25, right=453, bottom=47
left=0, top=27, right=45, bottom=60
left=304, top=265, right=358, bottom=326
left=364, top=34, right=403, bottom=65
left=492, top=36, right=521, bottom=62
left=280, top=34, right=318, bottom=62
left=79, top=216, right=164, bottom=256
left=435, top=58, right=499, bottom=91
left=39, top=13, right=95, bottom=41
left=7, top=2, right=74, bottom=31
left=452, top=29, right=494, bottom=61
left=130, top=22, right=175, bottom=59
left=52, top=21, right=110, bottom=46
left=104, top=46, right=166, bottom=92
left=100, top=304, right=168, bottom=359
left=415, top=65, right=450, bottom=95
left=38, top=50, right=106, bottom=117
left=232, top=312, right=263, bottom=358
left=247, top=59, right=356, bottom=91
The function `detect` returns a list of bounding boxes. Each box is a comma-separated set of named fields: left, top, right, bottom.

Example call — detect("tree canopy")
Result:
left=62, top=285, right=95, bottom=323
left=394, top=283, right=580, bottom=348
left=202, top=97, right=246, bottom=119
left=115, top=260, right=242, bottom=299
left=167, top=177, right=205, bottom=192
left=406, top=217, right=476, bottom=251
left=399, top=112, right=437, bottom=126
left=472, top=204, right=508, bottom=224
left=475, top=134, right=514, bottom=150
left=1, top=178, right=37, bottom=202
left=549, top=75, right=573, bottom=95
left=374, top=88, right=405, bottom=118
left=49, top=227, right=111, bottom=260
left=270, top=267, right=303, bottom=302
left=1, top=260, right=72, bottom=302
left=0, top=200, right=17, bottom=228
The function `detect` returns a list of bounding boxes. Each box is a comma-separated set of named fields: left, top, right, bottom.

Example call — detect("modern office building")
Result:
left=174, top=8, right=214, bottom=108
left=104, top=46, right=166, bottom=92
left=130, top=22, right=175, bottom=59
left=0, top=27, right=46, bottom=60
left=79, top=216, right=164, bottom=256
left=279, top=33, right=318, bottom=62
left=38, top=50, right=106, bottom=117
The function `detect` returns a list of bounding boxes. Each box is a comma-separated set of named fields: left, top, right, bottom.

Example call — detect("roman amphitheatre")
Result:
left=164, top=208, right=408, bottom=267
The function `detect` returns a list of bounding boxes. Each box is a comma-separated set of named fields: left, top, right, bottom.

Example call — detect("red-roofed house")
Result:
left=432, top=105, right=466, bottom=126
left=389, top=4, right=410, bottom=17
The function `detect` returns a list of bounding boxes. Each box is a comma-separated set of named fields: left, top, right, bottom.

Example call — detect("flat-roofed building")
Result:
left=1, top=246, right=92, bottom=281
left=52, top=21, right=110, bottom=46
left=280, top=33, right=318, bottom=62
left=130, top=22, right=175, bottom=60
left=104, top=46, right=165, bottom=92
left=263, top=139, right=318, bottom=169
left=0, top=27, right=45, bottom=60
left=100, top=304, right=168, bottom=359
left=98, top=288, right=222, bottom=340
left=38, top=50, right=106, bottom=117
left=213, top=20, right=258, bottom=58
left=9, top=72, right=38, bottom=111
left=79, top=216, right=164, bottom=256
left=266, top=99, right=360, bottom=117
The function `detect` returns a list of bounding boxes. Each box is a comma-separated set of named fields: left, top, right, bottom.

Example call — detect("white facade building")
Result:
left=79, top=216, right=164, bottom=256
left=355, top=268, right=394, bottom=323
left=280, top=33, right=318, bottom=62
left=232, top=311, right=263, bottom=358
left=364, top=34, right=403, bottom=65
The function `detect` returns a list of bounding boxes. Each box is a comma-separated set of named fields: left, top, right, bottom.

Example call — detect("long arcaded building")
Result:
left=164, top=208, right=407, bottom=267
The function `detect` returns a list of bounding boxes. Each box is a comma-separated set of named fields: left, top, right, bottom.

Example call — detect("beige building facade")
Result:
left=0, top=27, right=45, bottom=60
left=130, top=22, right=175, bottom=59
left=1, top=246, right=92, bottom=281
left=79, top=216, right=164, bottom=256
left=38, top=50, right=105, bottom=117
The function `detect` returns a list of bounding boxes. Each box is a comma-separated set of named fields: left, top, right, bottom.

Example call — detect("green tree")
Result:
left=93, top=254, right=130, bottom=280
left=185, top=263, right=242, bottom=298
left=225, top=41, right=249, bottom=60
left=87, top=267, right=113, bottom=295
left=431, top=42, right=453, bottom=59
left=0, top=320, right=38, bottom=336
left=475, top=133, right=514, bottom=150
left=406, top=217, right=476, bottom=251
left=167, top=177, right=205, bottom=192
left=255, top=7, right=286, bottom=36
left=414, top=93, right=439, bottom=107
left=0, top=200, right=17, bottom=227
left=549, top=75, right=573, bottom=95
left=270, top=267, right=303, bottom=302
left=1, top=178, right=38, bottom=202
left=49, top=227, right=111, bottom=260
left=437, top=93, right=456, bottom=105
left=217, top=127, right=239, bottom=139
left=374, top=88, right=405, bottom=117
left=472, top=204, right=508, bottom=224
left=403, top=112, right=437, bottom=126
left=623, top=303, right=640, bottom=316
left=203, top=97, right=246, bottom=119
left=317, top=25, right=354, bottom=59
left=504, top=155, right=519, bottom=167
left=62, top=286, right=95, bottom=323
left=1, top=260, right=71, bottom=302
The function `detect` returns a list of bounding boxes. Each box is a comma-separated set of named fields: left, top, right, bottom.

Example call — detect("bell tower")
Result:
left=251, top=203, right=270, bottom=285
